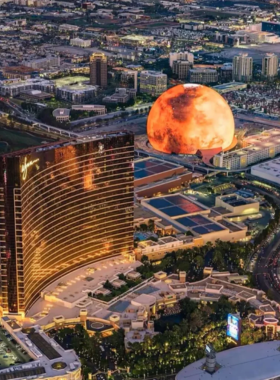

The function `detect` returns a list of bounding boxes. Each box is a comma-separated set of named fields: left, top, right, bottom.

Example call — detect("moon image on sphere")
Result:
left=147, top=84, right=236, bottom=155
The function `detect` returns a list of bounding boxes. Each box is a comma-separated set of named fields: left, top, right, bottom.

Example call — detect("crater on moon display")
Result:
left=147, top=84, right=236, bottom=155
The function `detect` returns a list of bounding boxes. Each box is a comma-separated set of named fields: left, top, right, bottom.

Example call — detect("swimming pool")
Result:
left=134, top=232, right=148, bottom=241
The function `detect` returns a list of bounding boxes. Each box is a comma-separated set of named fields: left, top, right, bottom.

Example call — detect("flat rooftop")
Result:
left=219, top=194, right=255, bottom=206
left=145, top=194, right=207, bottom=217
left=27, top=256, right=142, bottom=325
left=252, top=157, right=280, bottom=178
left=0, top=321, right=81, bottom=380
left=176, top=341, right=280, bottom=380
left=134, top=157, right=182, bottom=180
left=218, top=129, right=280, bottom=159
left=54, top=76, right=89, bottom=87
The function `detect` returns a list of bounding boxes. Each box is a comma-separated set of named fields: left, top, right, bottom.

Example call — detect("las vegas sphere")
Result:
left=147, top=84, right=235, bottom=155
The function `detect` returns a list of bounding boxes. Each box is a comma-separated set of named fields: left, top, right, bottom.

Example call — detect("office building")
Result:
left=172, top=60, right=192, bottom=80
left=169, top=51, right=194, bottom=68
left=213, top=129, right=280, bottom=170
left=140, top=70, right=167, bottom=96
left=0, top=133, right=134, bottom=315
left=120, top=70, right=138, bottom=90
left=189, top=68, right=218, bottom=84
left=90, top=53, right=108, bottom=87
left=262, top=53, right=278, bottom=78
left=0, top=316, right=82, bottom=380
left=232, top=53, right=253, bottom=82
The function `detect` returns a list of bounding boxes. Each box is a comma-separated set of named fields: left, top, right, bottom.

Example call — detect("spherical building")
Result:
left=147, top=84, right=236, bottom=155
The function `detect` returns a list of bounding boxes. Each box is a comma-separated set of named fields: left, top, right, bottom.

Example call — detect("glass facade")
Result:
left=0, top=133, right=134, bottom=314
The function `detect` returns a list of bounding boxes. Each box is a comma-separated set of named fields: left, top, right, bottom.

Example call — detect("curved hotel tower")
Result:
left=0, top=133, right=134, bottom=315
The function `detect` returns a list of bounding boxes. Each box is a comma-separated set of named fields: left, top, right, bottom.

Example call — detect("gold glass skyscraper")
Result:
left=0, top=133, right=134, bottom=315
left=90, top=53, right=108, bottom=87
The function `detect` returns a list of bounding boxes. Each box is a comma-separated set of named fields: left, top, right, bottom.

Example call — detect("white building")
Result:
left=0, top=316, right=82, bottom=380
left=70, top=38, right=91, bottom=48
left=140, top=70, right=167, bottom=96
left=262, top=53, right=279, bottom=77
left=169, top=51, right=194, bottom=68
left=53, top=108, right=70, bottom=122
left=251, top=157, right=280, bottom=185
left=72, top=104, right=106, bottom=114
left=213, top=129, right=280, bottom=170
left=232, top=53, right=253, bottom=82
left=59, top=24, right=80, bottom=32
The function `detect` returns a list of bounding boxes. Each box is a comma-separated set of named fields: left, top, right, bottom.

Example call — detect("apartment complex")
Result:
left=232, top=53, right=253, bottom=82
left=0, top=133, right=134, bottom=315
left=0, top=78, right=54, bottom=97
left=140, top=70, right=167, bottom=96
left=262, top=53, right=279, bottom=77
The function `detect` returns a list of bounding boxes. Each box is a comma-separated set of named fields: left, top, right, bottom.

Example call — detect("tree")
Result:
left=139, top=223, right=148, bottom=232
left=148, top=219, right=155, bottom=232
left=194, top=255, right=204, bottom=268
left=266, top=289, right=274, bottom=300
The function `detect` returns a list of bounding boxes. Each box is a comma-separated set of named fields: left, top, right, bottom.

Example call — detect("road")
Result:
left=71, top=103, right=153, bottom=128
left=236, top=181, right=280, bottom=301
left=254, top=231, right=280, bottom=302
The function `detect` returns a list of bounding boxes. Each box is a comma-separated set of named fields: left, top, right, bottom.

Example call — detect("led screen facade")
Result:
left=147, top=84, right=236, bottom=155
left=227, top=313, right=241, bottom=345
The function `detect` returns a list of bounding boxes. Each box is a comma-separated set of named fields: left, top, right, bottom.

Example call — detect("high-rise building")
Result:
left=0, top=133, right=134, bottom=315
left=169, top=51, right=194, bottom=68
left=140, top=70, right=167, bottom=96
left=172, top=60, right=192, bottom=80
left=232, top=53, right=253, bottom=82
left=262, top=53, right=279, bottom=77
left=120, top=70, right=138, bottom=90
left=90, top=53, right=108, bottom=87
